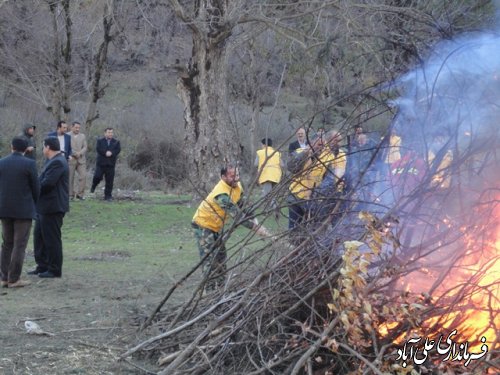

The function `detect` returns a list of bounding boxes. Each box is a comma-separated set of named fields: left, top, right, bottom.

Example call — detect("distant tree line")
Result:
left=0, top=0, right=494, bottom=191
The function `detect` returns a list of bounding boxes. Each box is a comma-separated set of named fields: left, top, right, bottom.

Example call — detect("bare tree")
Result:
left=0, top=0, right=120, bottom=125
left=166, top=1, right=344, bottom=191
left=83, top=0, right=118, bottom=132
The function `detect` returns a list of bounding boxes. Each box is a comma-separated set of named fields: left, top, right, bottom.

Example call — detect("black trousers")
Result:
left=1, top=219, right=32, bottom=283
left=34, top=213, right=65, bottom=276
left=92, top=164, right=115, bottom=199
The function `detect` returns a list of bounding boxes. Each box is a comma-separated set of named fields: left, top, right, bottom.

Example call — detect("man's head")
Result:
left=72, top=122, right=81, bottom=134
left=104, top=127, right=114, bottom=140
left=11, top=136, right=28, bottom=153
left=354, top=125, right=363, bottom=136
left=357, top=133, right=368, bottom=146
left=324, top=130, right=342, bottom=148
left=56, top=121, right=68, bottom=135
left=261, top=138, right=273, bottom=147
left=317, top=127, right=325, bottom=138
left=43, top=136, right=61, bottom=159
left=296, top=128, right=306, bottom=143
left=24, top=124, right=36, bottom=136
left=307, top=136, right=324, bottom=154
left=221, top=164, right=240, bottom=188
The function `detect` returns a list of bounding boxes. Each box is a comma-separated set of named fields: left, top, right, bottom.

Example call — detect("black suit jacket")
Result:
left=96, top=137, right=121, bottom=167
left=37, top=153, right=69, bottom=215
left=48, top=131, right=72, bottom=160
left=289, top=140, right=309, bottom=153
left=0, top=152, right=39, bottom=219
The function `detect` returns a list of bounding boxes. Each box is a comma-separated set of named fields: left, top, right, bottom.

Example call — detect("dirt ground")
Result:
left=0, top=253, right=183, bottom=375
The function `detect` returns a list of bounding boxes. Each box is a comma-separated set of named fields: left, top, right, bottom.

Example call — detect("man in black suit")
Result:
left=48, top=120, right=72, bottom=161
left=90, top=127, right=121, bottom=201
left=288, top=127, right=307, bottom=153
left=29, top=137, right=69, bottom=278
left=0, top=137, right=39, bottom=288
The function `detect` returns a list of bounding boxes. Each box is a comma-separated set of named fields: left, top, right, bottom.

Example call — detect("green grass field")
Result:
left=57, top=193, right=199, bottom=283
left=1, top=192, right=218, bottom=374
left=53, top=191, right=284, bottom=287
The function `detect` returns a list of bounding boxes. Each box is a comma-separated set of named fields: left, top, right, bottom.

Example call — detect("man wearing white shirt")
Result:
left=48, top=121, right=72, bottom=161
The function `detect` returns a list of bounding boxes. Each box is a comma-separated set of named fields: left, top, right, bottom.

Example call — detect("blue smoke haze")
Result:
left=393, top=32, right=500, bottom=154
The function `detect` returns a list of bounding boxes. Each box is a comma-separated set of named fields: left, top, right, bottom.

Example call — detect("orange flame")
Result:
left=379, top=203, right=499, bottom=367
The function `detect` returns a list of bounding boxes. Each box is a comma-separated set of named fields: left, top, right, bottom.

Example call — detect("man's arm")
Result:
left=113, top=140, right=121, bottom=156
left=66, top=134, right=72, bottom=159
left=40, top=159, right=65, bottom=194
left=29, top=161, right=40, bottom=203
left=80, top=135, right=88, bottom=156
left=214, top=193, right=271, bottom=235
left=214, top=193, right=252, bottom=228
left=96, top=139, right=107, bottom=157
left=334, top=151, right=347, bottom=179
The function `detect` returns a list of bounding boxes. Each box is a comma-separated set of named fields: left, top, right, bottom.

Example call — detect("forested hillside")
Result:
left=0, top=1, right=493, bottom=191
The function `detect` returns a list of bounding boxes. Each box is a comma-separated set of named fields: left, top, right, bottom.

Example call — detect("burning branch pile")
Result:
left=122, top=187, right=498, bottom=374
left=122, top=30, right=500, bottom=374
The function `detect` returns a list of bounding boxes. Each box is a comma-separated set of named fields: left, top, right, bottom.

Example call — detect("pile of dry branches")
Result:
left=121, top=121, right=499, bottom=374
left=122, top=188, right=498, bottom=374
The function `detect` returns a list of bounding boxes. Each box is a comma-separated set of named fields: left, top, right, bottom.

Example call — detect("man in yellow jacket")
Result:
left=287, top=131, right=346, bottom=232
left=385, top=129, right=401, bottom=165
left=255, top=138, right=283, bottom=198
left=192, top=164, right=270, bottom=291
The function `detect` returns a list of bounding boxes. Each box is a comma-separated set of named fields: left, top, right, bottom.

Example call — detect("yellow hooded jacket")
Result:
left=386, top=135, right=401, bottom=164
left=192, top=180, right=243, bottom=233
left=256, top=146, right=282, bottom=184
left=289, top=147, right=346, bottom=200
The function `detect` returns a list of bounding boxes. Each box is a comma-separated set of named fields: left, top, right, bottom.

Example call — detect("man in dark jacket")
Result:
left=18, top=124, right=37, bottom=161
left=29, top=137, right=69, bottom=278
left=288, top=127, right=307, bottom=153
left=48, top=120, right=72, bottom=161
left=90, top=127, right=121, bottom=201
left=0, top=137, right=39, bottom=288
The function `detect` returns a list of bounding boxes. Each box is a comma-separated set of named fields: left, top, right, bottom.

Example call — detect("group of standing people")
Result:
left=180, top=120, right=457, bottom=295
left=0, top=121, right=121, bottom=288
left=286, top=128, right=347, bottom=233
left=0, top=135, right=68, bottom=287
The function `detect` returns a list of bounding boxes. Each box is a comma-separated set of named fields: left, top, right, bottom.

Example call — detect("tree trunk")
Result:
left=249, top=96, right=260, bottom=161
left=47, top=0, right=72, bottom=121
left=85, top=0, right=114, bottom=133
left=178, top=33, right=239, bottom=195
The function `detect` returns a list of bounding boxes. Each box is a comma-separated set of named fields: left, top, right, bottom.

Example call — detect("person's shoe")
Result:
left=76, top=195, right=85, bottom=201
left=27, top=268, right=44, bottom=275
left=104, top=196, right=113, bottom=202
left=38, top=271, right=59, bottom=278
left=8, top=279, right=31, bottom=288
left=1, top=280, right=8, bottom=288
left=90, top=186, right=96, bottom=193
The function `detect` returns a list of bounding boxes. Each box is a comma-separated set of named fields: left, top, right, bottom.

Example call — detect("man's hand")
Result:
left=106, top=151, right=112, bottom=157
left=255, top=225, right=272, bottom=238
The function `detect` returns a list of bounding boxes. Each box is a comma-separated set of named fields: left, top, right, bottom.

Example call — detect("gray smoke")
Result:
left=393, top=32, right=500, bottom=156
